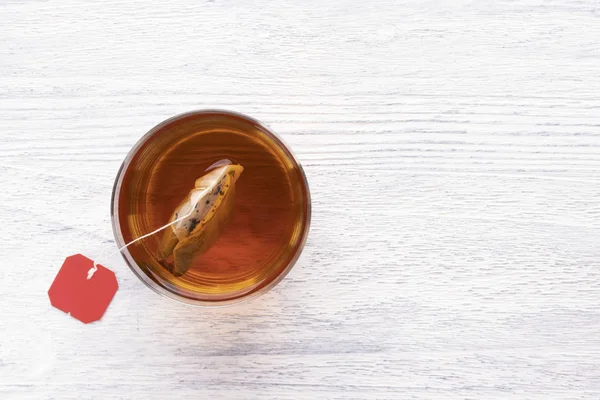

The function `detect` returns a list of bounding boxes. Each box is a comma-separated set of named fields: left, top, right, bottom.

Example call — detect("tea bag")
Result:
left=158, top=163, right=244, bottom=276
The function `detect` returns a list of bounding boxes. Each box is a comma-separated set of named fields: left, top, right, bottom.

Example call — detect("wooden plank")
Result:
left=1, top=0, right=599, bottom=398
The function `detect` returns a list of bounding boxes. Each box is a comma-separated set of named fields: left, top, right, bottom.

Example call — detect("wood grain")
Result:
left=1, top=0, right=599, bottom=398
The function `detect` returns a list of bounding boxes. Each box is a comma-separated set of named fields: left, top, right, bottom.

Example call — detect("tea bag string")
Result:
left=88, top=198, right=201, bottom=279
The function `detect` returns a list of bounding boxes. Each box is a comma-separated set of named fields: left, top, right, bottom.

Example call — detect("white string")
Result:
left=87, top=197, right=201, bottom=279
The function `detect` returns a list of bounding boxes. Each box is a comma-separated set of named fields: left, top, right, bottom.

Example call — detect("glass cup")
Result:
left=111, top=110, right=311, bottom=306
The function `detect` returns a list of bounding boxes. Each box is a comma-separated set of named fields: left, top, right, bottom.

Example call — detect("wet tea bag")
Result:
left=158, top=162, right=244, bottom=276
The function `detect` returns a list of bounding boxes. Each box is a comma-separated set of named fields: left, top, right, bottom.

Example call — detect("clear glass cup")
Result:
left=111, top=110, right=311, bottom=306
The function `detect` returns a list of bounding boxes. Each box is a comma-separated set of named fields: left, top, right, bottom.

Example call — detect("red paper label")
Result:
left=48, top=254, right=118, bottom=324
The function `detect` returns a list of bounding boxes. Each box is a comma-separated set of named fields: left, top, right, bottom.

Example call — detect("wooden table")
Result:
left=1, top=1, right=599, bottom=398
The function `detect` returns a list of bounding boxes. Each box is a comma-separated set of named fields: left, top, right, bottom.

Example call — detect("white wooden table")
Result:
left=1, top=1, right=599, bottom=398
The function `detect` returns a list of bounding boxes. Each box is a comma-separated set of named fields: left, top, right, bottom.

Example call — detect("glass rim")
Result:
left=111, top=109, right=312, bottom=307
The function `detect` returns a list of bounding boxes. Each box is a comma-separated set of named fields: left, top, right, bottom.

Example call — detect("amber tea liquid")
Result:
left=113, top=111, right=310, bottom=304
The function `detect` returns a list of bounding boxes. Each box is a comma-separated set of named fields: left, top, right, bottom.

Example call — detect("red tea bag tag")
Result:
left=48, top=254, right=118, bottom=324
